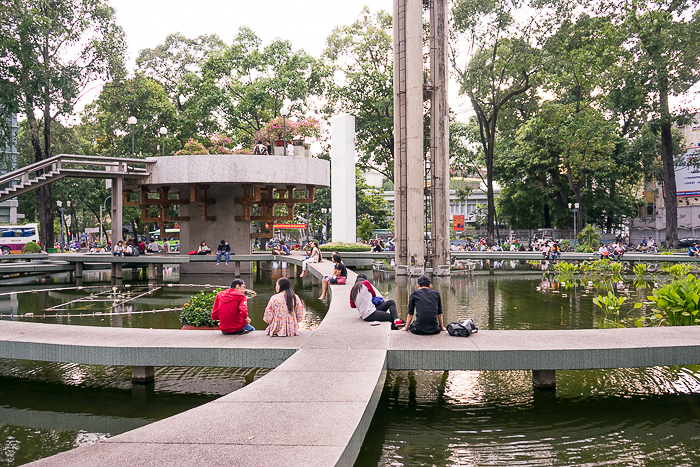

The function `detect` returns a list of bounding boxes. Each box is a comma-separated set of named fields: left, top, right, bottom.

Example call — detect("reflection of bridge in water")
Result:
left=2, top=256, right=700, bottom=466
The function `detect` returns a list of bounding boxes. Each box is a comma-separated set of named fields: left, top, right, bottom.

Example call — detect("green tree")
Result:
left=452, top=0, right=547, bottom=244
left=577, top=224, right=601, bottom=249
left=189, top=27, right=322, bottom=148
left=81, top=74, right=177, bottom=157
left=357, top=215, right=375, bottom=242
left=322, top=7, right=395, bottom=180
left=0, top=0, right=126, bottom=248
left=621, top=0, right=700, bottom=247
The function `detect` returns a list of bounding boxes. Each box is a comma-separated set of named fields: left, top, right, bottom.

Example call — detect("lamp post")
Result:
left=568, top=202, right=580, bottom=243
left=280, top=107, right=289, bottom=157
left=159, top=127, right=167, bottom=156
left=127, top=116, right=137, bottom=156
left=57, top=201, right=70, bottom=252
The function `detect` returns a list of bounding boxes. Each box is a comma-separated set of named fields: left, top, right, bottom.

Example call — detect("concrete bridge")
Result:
left=1, top=256, right=700, bottom=466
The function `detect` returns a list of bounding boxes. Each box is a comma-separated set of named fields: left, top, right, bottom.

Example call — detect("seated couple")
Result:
left=272, top=241, right=290, bottom=255
left=349, top=274, right=445, bottom=334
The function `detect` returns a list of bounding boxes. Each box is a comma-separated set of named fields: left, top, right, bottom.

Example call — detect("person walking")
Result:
left=263, top=277, right=305, bottom=336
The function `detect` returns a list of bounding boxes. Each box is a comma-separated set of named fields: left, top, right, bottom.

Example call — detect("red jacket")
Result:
left=211, top=288, right=248, bottom=333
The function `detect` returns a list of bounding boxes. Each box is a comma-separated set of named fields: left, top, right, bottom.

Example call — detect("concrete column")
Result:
left=330, top=115, right=357, bottom=243
left=148, top=265, right=157, bottom=280
left=394, top=0, right=425, bottom=269
left=110, top=177, right=123, bottom=244
left=156, top=263, right=163, bottom=279
left=132, top=366, right=155, bottom=384
left=312, top=274, right=320, bottom=286
left=234, top=261, right=241, bottom=277
left=430, top=0, right=450, bottom=274
left=75, top=262, right=83, bottom=278
left=532, top=370, right=556, bottom=389
left=111, top=263, right=122, bottom=279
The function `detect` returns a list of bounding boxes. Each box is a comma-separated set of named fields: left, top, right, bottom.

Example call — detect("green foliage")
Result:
left=21, top=241, right=41, bottom=254
left=553, top=261, right=579, bottom=276
left=321, top=8, right=394, bottom=180
left=647, top=275, right=700, bottom=326
left=574, top=245, right=594, bottom=253
left=319, top=242, right=371, bottom=252
left=357, top=216, right=375, bottom=242
left=633, top=263, right=650, bottom=279
left=661, top=263, right=695, bottom=281
left=593, top=291, right=635, bottom=315
left=180, top=288, right=224, bottom=327
left=660, top=251, right=674, bottom=255
left=577, top=225, right=601, bottom=250
left=527, top=260, right=542, bottom=268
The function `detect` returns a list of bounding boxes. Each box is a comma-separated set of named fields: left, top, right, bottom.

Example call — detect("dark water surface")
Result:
left=355, top=272, right=700, bottom=466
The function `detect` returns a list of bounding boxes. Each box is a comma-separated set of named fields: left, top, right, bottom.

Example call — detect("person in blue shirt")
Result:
left=689, top=244, right=699, bottom=257
left=216, top=240, right=231, bottom=265
left=273, top=241, right=290, bottom=255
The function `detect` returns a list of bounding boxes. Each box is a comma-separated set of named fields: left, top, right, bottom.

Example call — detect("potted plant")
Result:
left=180, top=288, right=223, bottom=330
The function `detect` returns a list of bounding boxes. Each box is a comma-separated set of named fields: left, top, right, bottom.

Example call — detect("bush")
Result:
left=319, top=242, right=372, bottom=252
left=180, top=288, right=224, bottom=327
left=22, top=241, right=41, bottom=254
left=575, top=245, right=594, bottom=253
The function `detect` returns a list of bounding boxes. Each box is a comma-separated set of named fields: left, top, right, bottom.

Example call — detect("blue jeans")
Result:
left=222, top=323, right=255, bottom=334
left=217, top=251, right=230, bottom=264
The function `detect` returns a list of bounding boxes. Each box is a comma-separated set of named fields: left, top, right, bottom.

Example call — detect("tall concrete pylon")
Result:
left=394, top=0, right=450, bottom=276
left=393, top=0, right=425, bottom=272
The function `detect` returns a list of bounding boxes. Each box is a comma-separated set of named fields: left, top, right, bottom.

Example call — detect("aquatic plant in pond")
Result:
left=633, top=263, right=650, bottom=279
left=646, top=274, right=700, bottom=326
left=661, top=263, right=694, bottom=281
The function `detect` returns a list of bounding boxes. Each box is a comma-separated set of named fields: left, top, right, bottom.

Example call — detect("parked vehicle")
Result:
left=0, top=223, right=39, bottom=254
left=678, top=237, right=700, bottom=248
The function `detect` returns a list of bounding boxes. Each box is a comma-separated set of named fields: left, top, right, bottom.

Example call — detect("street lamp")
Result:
left=159, top=127, right=167, bottom=156
left=568, top=202, right=580, bottom=243
left=57, top=200, right=70, bottom=252
left=127, top=116, right=137, bottom=156
left=280, top=107, right=289, bottom=157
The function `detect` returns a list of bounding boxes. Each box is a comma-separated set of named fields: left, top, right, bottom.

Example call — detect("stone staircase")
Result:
left=0, top=154, right=151, bottom=203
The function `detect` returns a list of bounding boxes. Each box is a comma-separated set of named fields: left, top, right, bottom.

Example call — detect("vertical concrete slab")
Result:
left=532, top=370, right=556, bottom=389
left=110, top=177, right=123, bottom=243
left=394, top=0, right=425, bottom=270
left=330, top=115, right=357, bottom=244
left=132, top=365, right=155, bottom=383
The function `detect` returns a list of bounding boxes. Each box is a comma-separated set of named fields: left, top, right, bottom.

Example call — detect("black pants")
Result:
left=364, top=299, right=398, bottom=322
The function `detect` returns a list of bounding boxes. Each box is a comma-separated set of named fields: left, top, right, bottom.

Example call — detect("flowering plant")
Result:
left=294, top=117, right=321, bottom=140
left=253, top=116, right=322, bottom=144
left=175, top=138, right=209, bottom=156
left=209, top=134, right=233, bottom=154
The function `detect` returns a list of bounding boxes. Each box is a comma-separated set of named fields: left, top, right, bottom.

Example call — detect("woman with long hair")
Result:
left=350, top=273, right=403, bottom=329
left=300, top=241, right=322, bottom=278
left=318, top=253, right=347, bottom=300
left=264, top=277, right=305, bottom=336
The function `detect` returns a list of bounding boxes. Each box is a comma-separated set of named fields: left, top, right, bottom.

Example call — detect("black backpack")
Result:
left=447, top=318, right=478, bottom=337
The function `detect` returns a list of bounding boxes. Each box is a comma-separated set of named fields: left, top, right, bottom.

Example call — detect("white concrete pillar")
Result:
left=330, top=114, right=357, bottom=243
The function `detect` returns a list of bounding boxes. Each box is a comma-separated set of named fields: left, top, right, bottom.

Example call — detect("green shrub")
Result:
left=647, top=274, right=700, bottom=326
left=553, top=261, right=578, bottom=275
left=180, top=288, right=224, bottom=327
left=633, top=263, right=650, bottom=279
left=575, top=245, right=594, bottom=253
left=319, top=242, right=372, bottom=252
left=660, top=251, right=674, bottom=255
left=22, top=241, right=41, bottom=254
left=593, top=291, right=640, bottom=315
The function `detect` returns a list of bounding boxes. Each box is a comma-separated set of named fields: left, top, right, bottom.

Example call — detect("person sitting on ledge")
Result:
left=403, top=274, right=445, bottom=335
left=264, top=277, right=304, bottom=336
left=272, top=241, right=290, bottom=255
left=113, top=240, right=124, bottom=257
left=212, top=279, right=254, bottom=334
left=216, top=239, right=231, bottom=265
left=350, top=273, right=403, bottom=329
left=318, top=253, right=347, bottom=300
left=197, top=240, right=212, bottom=255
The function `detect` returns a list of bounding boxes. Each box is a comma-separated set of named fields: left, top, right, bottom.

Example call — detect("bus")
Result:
left=148, top=228, right=180, bottom=251
left=0, top=223, right=39, bottom=254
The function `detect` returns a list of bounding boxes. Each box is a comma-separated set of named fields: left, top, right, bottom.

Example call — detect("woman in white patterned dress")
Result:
left=264, top=277, right=305, bottom=336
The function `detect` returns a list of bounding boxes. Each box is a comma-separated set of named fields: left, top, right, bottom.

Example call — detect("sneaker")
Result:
left=392, top=319, right=405, bottom=330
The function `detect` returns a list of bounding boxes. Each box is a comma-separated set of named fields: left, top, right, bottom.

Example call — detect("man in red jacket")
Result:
left=211, top=279, right=255, bottom=334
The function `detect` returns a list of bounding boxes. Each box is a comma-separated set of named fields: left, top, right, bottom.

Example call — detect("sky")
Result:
left=98, top=0, right=472, bottom=117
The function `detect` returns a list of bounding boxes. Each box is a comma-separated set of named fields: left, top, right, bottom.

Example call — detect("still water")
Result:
left=356, top=272, right=700, bottom=466
left=1, top=266, right=699, bottom=466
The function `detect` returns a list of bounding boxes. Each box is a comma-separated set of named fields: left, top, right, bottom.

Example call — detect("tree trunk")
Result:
left=485, top=130, right=496, bottom=246
left=544, top=203, right=551, bottom=228
left=659, top=75, right=678, bottom=248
